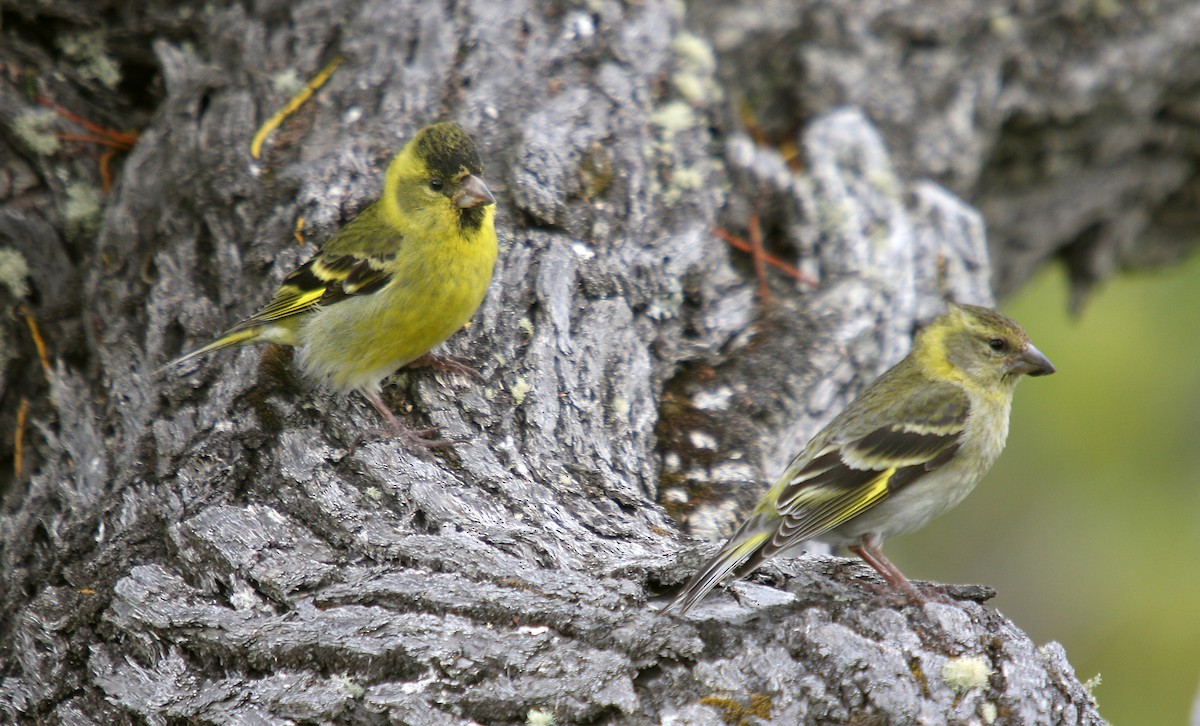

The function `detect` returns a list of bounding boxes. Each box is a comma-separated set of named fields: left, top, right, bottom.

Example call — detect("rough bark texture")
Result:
left=5, top=0, right=1194, bottom=722
left=692, top=0, right=1200, bottom=309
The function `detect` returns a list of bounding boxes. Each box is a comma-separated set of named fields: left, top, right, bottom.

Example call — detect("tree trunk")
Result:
left=6, top=0, right=1195, bottom=722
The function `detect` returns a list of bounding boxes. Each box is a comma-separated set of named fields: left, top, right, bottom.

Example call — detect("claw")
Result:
left=354, top=426, right=456, bottom=451
left=354, top=389, right=459, bottom=451
left=407, top=353, right=484, bottom=382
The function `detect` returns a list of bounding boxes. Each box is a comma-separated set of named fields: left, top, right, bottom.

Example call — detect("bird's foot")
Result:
left=862, top=580, right=957, bottom=608
left=352, top=423, right=458, bottom=452
left=354, top=389, right=461, bottom=451
left=407, top=353, right=484, bottom=382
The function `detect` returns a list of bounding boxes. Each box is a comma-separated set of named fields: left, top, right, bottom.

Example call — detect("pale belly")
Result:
left=823, top=398, right=1010, bottom=545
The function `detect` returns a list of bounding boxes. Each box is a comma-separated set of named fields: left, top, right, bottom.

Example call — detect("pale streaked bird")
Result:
left=663, top=303, right=1055, bottom=614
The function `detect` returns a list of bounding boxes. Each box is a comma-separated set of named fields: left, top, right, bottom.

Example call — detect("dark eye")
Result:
left=988, top=338, right=1008, bottom=352
left=429, top=178, right=444, bottom=191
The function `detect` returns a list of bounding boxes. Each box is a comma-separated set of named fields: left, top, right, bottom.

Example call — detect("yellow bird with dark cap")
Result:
left=161, top=122, right=498, bottom=445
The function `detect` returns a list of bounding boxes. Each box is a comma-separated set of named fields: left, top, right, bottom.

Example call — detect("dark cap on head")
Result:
left=414, top=122, right=484, bottom=179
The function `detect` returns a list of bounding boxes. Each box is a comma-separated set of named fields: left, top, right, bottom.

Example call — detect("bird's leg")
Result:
left=407, top=353, right=484, bottom=382
left=849, top=533, right=926, bottom=601
left=356, top=389, right=455, bottom=449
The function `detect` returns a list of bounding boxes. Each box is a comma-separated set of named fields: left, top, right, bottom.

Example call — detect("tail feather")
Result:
left=661, top=530, right=771, bottom=615
left=155, top=327, right=263, bottom=375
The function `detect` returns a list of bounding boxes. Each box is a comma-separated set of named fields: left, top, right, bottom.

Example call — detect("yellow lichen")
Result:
left=64, top=183, right=103, bottom=238
left=59, top=31, right=122, bottom=89
left=525, top=708, right=556, bottom=726
left=511, top=377, right=532, bottom=405
left=0, top=248, right=31, bottom=299
left=942, top=655, right=992, bottom=694
left=13, top=110, right=61, bottom=155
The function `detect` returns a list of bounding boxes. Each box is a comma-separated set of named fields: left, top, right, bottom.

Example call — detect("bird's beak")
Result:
left=454, top=174, right=496, bottom=208
left=1010, top=343, right=1056, bottom=377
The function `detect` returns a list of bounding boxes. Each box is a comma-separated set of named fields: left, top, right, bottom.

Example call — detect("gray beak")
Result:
left=1010, top=343, right=1056, bottom=377
left=455, top=174, right=495, bottom=208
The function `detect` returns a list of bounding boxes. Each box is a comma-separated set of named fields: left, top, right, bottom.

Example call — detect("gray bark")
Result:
left=693, top=0, right=1200, bottom=308
left=6, top=0, right=1193, bottom=722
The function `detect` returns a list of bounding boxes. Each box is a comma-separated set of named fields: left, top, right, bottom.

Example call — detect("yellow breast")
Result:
left=297, top=211, right=498, bottom=394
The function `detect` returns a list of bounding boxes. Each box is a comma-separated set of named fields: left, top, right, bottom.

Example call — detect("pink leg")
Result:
left=849, top=533, right=924, bottom=600
left=358, top=389, right=455, bottom=449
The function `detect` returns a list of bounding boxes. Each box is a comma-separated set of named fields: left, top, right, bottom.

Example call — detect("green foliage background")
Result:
left=889, top=255, right=1200, bottom=724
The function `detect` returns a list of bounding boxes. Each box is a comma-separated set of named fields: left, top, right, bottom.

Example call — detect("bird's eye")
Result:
left=987, top=338, right=1008, bottom=352
left=429, top=178, right=444, bottom=191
